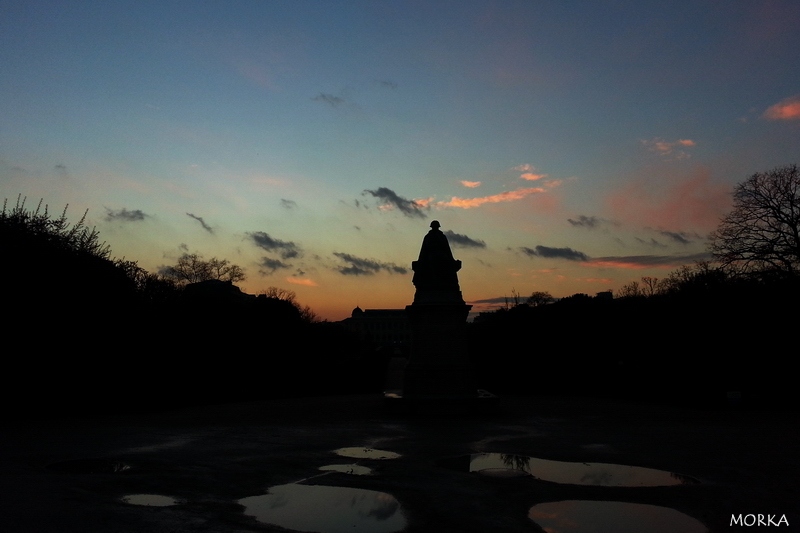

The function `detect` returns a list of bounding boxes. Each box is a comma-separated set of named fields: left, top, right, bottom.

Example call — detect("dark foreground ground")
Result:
left=1, top=395, right=798, bottom=532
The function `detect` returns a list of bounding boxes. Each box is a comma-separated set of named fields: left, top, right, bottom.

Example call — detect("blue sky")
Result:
left=2, top=0, right=799, bottom=319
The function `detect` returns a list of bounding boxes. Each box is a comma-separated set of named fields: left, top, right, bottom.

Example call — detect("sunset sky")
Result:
left=2, top=1, right=799, bottom=320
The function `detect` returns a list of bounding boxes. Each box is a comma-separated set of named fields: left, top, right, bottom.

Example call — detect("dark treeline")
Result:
left=1, top=197, right=385, bottom=419
left=467, top=269, right=799, bottom=407
left=470, top=164, right=800, bottom=408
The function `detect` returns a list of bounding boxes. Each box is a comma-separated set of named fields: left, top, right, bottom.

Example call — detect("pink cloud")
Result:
left=514, top=164, right=548, bottom=181
left=605, top=167, right=730, bottom=232
left=286, top=277, right=318, bottom=287
left=437, top=187, right=546, bottom=209
left=520, top=172, right=547, bottom=181
left=587, top=259, right=672, bottom=270
left=460, top=180, right=481, bottom=188
left=579, top=277, right=614, bottom=284
left=763, top=95, right=800, bottom=120
left=642, top=138, right=696, bottom=159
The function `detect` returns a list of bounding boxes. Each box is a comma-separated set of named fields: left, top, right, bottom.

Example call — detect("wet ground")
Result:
left=1, top=395, right=798, bottom=532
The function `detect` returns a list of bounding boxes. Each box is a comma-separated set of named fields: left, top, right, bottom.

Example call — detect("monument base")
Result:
left=383, top=388, right=498, bottom=415
left=402, top=362, right=475, bottom=398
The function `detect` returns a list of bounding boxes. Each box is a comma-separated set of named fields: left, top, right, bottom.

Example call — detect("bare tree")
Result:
left=260, top=286, right=318, bottom=322
left=262, top=286, right=297, bottom=301
left=526, top=291, right=554, bottom=306
left=207, top=257, right=245, bottom=284
left=640, top=276, right=662, bottom=296
left=617, top=276, right=670, bottom=298
left=710, top=164, right=800, bottom=276
left=660, top=261, right=728, bottom=295
left=616, top=280, right=642, bottom=298
left=161, top=253, right=246, bottom=285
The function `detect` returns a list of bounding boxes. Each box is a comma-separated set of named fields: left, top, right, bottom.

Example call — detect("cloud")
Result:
left=567, top=215, right=600, bottom=229
left=333, top=252, right=408, bottom=276
left=248, top=231, right=301, bottom=259
left=313, top=93, right=345, bottom=107
left=55, top=164, right=69, bottom=179
left=578, top=277, right=614, bottom=285
left=588, top=252, right=711, bottom=269
left=642, top=138, right=696, bottom=159
left=520, top=172, right=547, bottom=181
left=186, top=213, right=213, bottom=234
left=444, top=230, right=486, bottom=249
left=105, top=208, right=147, bottom=222
left=460, top=180, right=481, bottom=188
left=280, top=199, right=297, bottom=209
left=437, top=186, right=546, bottom=209
left=636, top=237, right=667, bottom=248
left=635, top=237, right=667, bottom=248
left=363, top=187, right=428, bottom=218
left=763, top=95, right=800, bottom=120
left=520, top=245, right=589, bottom=262
left=286, top=277, right=318, bottom=287
left=606, top=168, right=730, bottom=232
left=258, top=257, right=291, bottom=274
left=514, top=163, right=547, bottom=181
left=658, top=230, right=694, bottom=245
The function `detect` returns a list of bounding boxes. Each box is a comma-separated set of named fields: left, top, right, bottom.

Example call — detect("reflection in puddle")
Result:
left=121, top=494, right=180, bottom=507
left=320, top=464, right=373, bottom=475
left=47, top=459, right=131, bottom=474
left=529, top=500, right=707, bottom=533
left=439, top=453, right=697, bottom=486
left=239, top=483, right=406, bottom=533
left=334, top=447, right=401, bottom=460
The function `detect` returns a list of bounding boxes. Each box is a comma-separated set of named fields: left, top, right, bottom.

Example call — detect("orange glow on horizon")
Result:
left=588, top=259, right=675, bottom=270
left=286, top=277, right=318, bottom=287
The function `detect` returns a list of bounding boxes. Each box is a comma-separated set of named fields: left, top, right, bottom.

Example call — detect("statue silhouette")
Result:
left=411, top=221, right=464, bottom=304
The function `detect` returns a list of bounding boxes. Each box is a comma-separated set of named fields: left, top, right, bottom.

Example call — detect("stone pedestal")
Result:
left=403, top=302, right=474, bottom=399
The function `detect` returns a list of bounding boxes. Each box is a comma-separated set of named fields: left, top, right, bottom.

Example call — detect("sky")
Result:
left=2, top=1, right=799, bottom=321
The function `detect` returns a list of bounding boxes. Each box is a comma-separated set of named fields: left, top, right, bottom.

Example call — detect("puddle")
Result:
left=47, top=459, right=131, bottom=474
left=320, top=464, right=373, bottom=475
left=438, top=453, right=697, bottom=486
left=528, top=500, right=707, bottom=533
left=239, top=483, right=406, bottom=533
left=121, top=494, right=181, bottom=507
left=333, top=447, right=401, bottom=460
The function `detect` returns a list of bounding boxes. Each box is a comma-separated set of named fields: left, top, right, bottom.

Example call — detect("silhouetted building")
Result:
left=341, top=307, right=411, bottom=348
